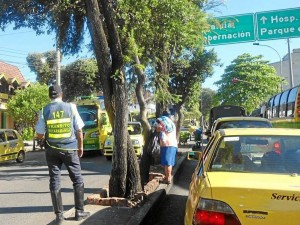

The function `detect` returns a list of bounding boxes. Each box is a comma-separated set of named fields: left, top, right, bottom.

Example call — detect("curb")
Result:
left=127, top=153, right=187, bottom=225
left=53, top=152, right=188, bottom=225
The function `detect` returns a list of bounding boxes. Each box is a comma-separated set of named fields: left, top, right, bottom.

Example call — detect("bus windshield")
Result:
left=77, top=105, right=98, bottom=129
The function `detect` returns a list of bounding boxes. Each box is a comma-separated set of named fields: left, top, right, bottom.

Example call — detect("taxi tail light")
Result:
left=193, top=199, right=241, bottom=225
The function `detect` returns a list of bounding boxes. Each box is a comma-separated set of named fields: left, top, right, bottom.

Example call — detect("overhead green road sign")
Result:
left=204, top=14, right=255, bottom=45
left=256, top=7, right=300, bottom=40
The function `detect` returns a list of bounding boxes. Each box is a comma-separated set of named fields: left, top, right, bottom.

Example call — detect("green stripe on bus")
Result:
left=271, top=121, right=300, bottom=129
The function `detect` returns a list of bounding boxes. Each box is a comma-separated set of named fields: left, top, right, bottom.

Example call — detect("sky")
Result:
left=0, top=0, right=299, bottom=89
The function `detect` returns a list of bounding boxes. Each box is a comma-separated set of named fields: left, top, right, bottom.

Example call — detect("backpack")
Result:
left=146, top=130, right=161, bottom=165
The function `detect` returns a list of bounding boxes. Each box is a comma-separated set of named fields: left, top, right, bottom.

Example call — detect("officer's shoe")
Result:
left=75, top=210, right=90, bottom=221
left=55, top=213, right=65, bottom=225
left=74, top=183, right=90, bottom=221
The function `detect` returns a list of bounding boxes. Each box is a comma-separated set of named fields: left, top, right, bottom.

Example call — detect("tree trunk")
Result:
left=109, top=78, right=129, bottom=197
left=84, top=0, right=142, bottom=198
left=132, top=54, right=154, bottom=187
left=133, top=54, right=151, bottom=135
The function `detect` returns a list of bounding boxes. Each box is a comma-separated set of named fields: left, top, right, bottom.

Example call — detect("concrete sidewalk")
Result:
left=53, top=152, right=188, bottom=225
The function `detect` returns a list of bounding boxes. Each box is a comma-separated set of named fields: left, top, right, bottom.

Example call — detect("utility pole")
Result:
left=200, top=84, right=204, bottom=150
left=287, top=38, right=294, bottom=88
left=56, top=46, right=61, bottom=86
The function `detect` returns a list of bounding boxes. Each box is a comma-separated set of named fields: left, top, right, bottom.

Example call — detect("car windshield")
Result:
left=210, top=135, right=300, bottom=174
left=128, top=124, right=141, bottom=135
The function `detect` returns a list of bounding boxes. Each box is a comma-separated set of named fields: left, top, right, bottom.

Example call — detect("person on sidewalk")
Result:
left=35, top=85, right=90, bottom=224
left=155, top=115, right=178, bottom=184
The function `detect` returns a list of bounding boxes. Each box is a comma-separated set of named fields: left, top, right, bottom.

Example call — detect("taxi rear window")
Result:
left=210, top=135, right=300, bottom=174
left=218, top=121, right=272, bottom=129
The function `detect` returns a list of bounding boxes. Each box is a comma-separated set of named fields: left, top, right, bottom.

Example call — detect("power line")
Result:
left=0, top=53, right=27, bottom=59
left=0, top=47, right=29, bottom=54
left=0, top=58, right=98, bottom=77
left=0, top=30, right=35, bottom=37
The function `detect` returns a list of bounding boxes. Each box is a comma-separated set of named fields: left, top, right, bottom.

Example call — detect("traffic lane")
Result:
left=147, top=158, right=199, bottom=225
left=0, top=150, right=111, bottom=225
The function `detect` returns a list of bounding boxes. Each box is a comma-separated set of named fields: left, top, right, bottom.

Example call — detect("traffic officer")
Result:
left=35, top=85, right=90, bottom=224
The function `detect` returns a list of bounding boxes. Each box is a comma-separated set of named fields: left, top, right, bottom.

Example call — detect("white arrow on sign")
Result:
left=260, top=16, right=267, bottom=24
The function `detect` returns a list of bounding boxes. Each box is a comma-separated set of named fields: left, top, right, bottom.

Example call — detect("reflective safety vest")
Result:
left=43, top=102, right=78, bottom=150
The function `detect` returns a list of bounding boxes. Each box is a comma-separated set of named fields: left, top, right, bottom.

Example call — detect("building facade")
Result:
left=270, top=48, right=300, bottom=91
left=0, top=61, right=30, bottom=129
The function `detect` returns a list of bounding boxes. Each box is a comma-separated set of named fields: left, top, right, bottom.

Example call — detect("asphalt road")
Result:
left=0, top=138, right=203, bottom=225
left=0, top=150, right=111, bottom=225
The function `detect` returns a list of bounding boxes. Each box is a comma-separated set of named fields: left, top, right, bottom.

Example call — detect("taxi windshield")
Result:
left=128, top=124, right=142, bottom=135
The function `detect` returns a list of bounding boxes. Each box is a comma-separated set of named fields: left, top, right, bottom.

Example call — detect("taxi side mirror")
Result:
left=187, top=151, right=202, bottom=161
left=101, top=113, right=108, bottom=126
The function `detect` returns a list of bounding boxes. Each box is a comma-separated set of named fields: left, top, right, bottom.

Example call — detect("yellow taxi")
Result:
left=0, top=129, right=25, bottom=163
left=103, top=122, right=144, bottom=160
left=185, top=128, right=300, bottom=225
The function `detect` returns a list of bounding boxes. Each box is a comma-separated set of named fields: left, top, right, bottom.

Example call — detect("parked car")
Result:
left=185, top=128, right=300, bottom=225
left=205, top=116, right=272, bottom=140
left=103, top=122, right=144, bottom=160
left=0, top=129, right=25, bottom=163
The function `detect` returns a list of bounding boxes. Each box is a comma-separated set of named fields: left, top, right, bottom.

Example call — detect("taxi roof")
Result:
left=218, top=128, right=300, bottom=136
left=214, top=116, right=270, bottom=122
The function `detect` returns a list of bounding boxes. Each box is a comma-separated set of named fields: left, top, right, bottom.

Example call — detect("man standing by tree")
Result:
left=35, top=85, right=90, bottom=224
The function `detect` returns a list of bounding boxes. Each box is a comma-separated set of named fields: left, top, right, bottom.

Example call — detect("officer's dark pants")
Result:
left=45, top=147, right=83, bottom=191
left=46, top=147, right=87, bottom=222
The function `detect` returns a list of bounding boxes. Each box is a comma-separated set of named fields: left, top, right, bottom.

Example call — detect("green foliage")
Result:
left=185, top=82, right=201, bottom=114
left=0, top=1, right=86, bottom=55
left=169, top=48, right=219, bottom=118
left=22, top=127, right=34, bottom=140
left=7, top=83, right=50, bottom=129
left=214, top=53, right=282, bottom=114
left=118, top=0, right=209, bottom=109
left=26, top=51, right=57, bottom=84
left=118, top=0, right=208, bottom=57
left=200, top=88, right=217, bottom=120
left=61, top=59, right=101, bottom=101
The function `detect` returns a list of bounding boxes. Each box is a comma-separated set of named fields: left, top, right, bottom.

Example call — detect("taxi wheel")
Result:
left=16, top=151, right=25, bottom=163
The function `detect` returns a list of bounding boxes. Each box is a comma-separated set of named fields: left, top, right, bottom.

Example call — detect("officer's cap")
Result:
left=49, top=85, right=62, bottom=99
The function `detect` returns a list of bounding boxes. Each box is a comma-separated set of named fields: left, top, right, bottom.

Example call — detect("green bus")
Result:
left=74, top=96, right=112, bottom=153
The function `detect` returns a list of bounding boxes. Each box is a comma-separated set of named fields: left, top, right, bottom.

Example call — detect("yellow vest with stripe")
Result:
left=43, top=102, right=77, bottom=150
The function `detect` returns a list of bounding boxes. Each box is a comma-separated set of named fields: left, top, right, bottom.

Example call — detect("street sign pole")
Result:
left=287, top=38, right=294, bottom=88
